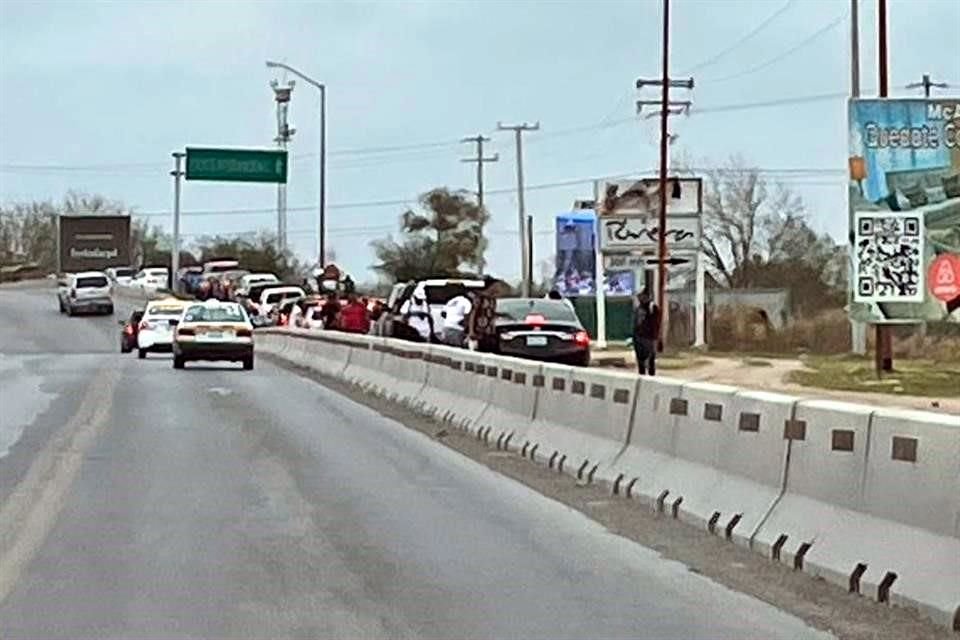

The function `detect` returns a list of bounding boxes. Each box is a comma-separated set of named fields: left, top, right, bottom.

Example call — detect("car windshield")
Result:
left=113, top=268, right=134, bottom=278
left=182, top=305, right=246, bottom=323
left=76, top=276, right=108, bottom=288
left=147, top=305, right=185, bottom=317
left=496, top=299, right=579, bottom=322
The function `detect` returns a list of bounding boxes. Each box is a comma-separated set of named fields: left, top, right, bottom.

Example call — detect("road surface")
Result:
left=0, top=284, right=831, bottom=639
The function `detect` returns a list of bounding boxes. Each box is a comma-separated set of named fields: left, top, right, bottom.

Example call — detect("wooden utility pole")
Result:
left=460, top=135, right=498, bottom=210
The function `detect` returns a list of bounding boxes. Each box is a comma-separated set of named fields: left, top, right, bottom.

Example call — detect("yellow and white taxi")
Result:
left=136, top=297, right=192, bottom=358
left=172, top=300, right=255, bottom=370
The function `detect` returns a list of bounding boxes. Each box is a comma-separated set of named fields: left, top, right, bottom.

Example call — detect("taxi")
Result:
left=172, top=299, right=255, bottom=370
left=136, top=297, right=192, bottom=358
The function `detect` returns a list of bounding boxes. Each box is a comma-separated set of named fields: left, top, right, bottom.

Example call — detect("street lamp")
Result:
left=265, top=60, right=327, bottom=267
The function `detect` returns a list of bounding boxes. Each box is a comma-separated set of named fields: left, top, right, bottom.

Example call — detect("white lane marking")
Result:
left=0, top=365, right=120, bottom=604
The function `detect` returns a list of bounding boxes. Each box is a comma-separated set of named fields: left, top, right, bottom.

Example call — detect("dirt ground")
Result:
left=267, top=355, right=957, bottom=640
left=594, top=350, right=960, bottom=415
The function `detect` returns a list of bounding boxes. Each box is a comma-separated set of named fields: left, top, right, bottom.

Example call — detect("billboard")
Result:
left=552, top=211, right=635, bottom=297
left=848, top=98, right=960, bottom=323
left=598, top=177, right=702, bottom=216
left=58, top=215, right=131, bottom=273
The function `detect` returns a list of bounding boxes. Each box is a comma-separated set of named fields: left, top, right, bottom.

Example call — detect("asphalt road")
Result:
left=0, top=284, right=832, bottom=640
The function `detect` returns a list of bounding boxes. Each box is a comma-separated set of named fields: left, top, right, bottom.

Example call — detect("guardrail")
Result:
left=255, top=327, right=960, bottom=630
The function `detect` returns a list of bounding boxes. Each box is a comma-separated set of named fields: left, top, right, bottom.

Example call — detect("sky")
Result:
left=1, top=0, right=958, bottom=282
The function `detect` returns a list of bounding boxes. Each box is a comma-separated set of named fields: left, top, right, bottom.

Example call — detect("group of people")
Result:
left=284, top=293, right=378, bottom=334
left=395, top=276, right=501, bottom=352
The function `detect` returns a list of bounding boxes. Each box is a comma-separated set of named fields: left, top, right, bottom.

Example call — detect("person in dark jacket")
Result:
left=632, top=288, right=660, bottom=375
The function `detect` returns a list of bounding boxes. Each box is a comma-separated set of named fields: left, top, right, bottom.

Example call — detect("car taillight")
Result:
left=574, top=330, right=590, bottom=346
left=178, top=327, right=195, bottom=336
left=236, top=328, right=252, bottom=338
left=524, top=314, right=546, bottom=326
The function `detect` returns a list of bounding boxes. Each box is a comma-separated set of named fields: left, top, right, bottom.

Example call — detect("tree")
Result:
left=371, top=188, right=489, bottom=283
left=194, top=233, right=301, bottom=279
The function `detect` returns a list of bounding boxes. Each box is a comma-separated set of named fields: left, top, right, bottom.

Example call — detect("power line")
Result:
left=701, top=9, right=849, bottom=83
left=677, top=0, right=796, bottom=75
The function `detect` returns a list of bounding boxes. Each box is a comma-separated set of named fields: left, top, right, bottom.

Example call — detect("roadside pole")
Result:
left=497, top=122, right=539, bottom=296
left=593, top=179, right=607, bottom=349
left=170, top=152, right=184, bottom=293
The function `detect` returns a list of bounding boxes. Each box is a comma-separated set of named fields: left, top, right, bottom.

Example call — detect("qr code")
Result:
left=854, top=213, right=924, bottom=302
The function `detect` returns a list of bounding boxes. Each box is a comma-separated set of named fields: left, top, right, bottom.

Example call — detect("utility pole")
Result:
left=271, top=79, right=296, bottom=253
left=460, top=135, right=498, bottom=210
left=170, top=152, right=184, bottom=293
left=906, top=73, right=949, bottom=97
left=849, top=0, right=868, bottom=356
left=497, top=122, right=539, bottom=296
left=636, top=0, right=693, bottom=352
left=876, top=0, right=893, bottom=375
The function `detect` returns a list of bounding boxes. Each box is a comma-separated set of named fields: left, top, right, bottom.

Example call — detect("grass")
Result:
left=787, top=356, right=960, bottom=398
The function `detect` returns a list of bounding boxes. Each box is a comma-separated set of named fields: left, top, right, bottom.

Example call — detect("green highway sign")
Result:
left=185, top=147, right=288, bottom=183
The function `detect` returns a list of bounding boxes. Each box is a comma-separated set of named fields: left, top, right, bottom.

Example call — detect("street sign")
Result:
left=185, top=147, right=288, bottom=183
left=599, top=214, right=701, bottom=252
left=928, top=253, right=960, bottom=302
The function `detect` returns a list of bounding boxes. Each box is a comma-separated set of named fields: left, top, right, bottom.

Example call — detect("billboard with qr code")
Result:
left=848, top=98, right=960, bottom=323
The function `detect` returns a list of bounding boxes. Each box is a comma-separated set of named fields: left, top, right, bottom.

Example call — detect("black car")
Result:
left=495, top=298, right=591, bottom=367
left=119, top=309, right=145, bottom=353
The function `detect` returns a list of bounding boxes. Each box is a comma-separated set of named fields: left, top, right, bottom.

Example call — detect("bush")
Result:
left=709, top=306, right=851, bottom=354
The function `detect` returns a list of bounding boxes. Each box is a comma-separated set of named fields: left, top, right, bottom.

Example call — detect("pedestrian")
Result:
left=400, top=290, right=433, bottom=342
left=632, top=288, right=660, bottom=375
left=320, top=292, right=340, bottom=330
left=466, top=275, right=502, bottom=353
left=339, top=294, right=371, bottom=334
left=441, top=293, right=472, bottom=347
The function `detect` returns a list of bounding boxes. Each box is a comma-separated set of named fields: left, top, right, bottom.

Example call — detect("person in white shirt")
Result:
left=441, top=294, right=472, bottom=347
left=400, top=294, right=433, bottom=342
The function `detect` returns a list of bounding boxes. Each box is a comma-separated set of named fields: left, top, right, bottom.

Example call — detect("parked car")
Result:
left=236, top=272, right=279, bottom=298
left=59, top=271, right=114, bottom=316
left=257, top=286, right=305, bottom=319
left=173, top=299, right=255, bottom=370
left=105, top=266, right=136, bottom=287
left=119, top=308, right=145, bottom=353
left=495, top=298, right=591, bottom=366
left=131, top=267, right=169, bottom=290
left=375, top=278, right=486, bottom=341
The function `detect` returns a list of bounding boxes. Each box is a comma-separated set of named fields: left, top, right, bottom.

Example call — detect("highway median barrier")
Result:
left=260, top=328, right=960, bottom=631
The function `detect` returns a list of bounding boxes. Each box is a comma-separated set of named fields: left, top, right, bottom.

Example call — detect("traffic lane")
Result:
left=0, top=353, right=830, bottom=639
left=0, top=285, right=117, bottom=355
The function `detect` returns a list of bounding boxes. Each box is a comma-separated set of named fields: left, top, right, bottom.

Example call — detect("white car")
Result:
left=377, top=279, right=485, bottom=340
left=300, top=304, right=327, bottom=330
left=105, top=266, right=136, bottom=287
left=173, top=300, right=255, bottom=370
left=257, top=286, right=305, bottom=318
left=237, top=272, right=279, bottom=297
left=132, top=268, right=169, bottom=290
left=136, top=298, right=191, bottom=358
left=59, top=271, right=114, bottom=316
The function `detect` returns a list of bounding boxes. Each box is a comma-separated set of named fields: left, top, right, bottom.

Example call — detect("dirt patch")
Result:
left=265, top=354, right=956, bottom=640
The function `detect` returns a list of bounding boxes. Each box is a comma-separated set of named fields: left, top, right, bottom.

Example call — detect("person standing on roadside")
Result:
left=320, top=292, right=340, bottom=330
left=467, top=276, right=501, bottom=353
left=441, top=293, right=472, bottom=347
left=632, top=288, right=660, bottom=375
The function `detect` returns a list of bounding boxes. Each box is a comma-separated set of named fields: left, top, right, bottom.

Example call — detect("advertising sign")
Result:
left=554, top=211, right=597, bottom=296
left=598, top=177, right=702, bottom=217
left=848, top=98, right=960, bottom=322
left=599, top=215, right=700, bottom=252
left=58, top=215, right=131, bottom=273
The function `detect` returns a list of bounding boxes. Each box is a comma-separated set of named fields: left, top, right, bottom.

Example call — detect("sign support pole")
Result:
left=171, top=152, right=184, bottom=293
left=694, top=251, right=706, bottom=347
left=593, top=179, right=607, bottom=349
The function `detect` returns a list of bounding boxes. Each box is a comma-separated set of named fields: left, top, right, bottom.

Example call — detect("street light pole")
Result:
left=266, top=60, right=327, bottom=266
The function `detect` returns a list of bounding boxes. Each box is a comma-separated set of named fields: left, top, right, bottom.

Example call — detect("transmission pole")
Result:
left=636, top=0, right=693, bottom=352
left=460, top=135, right=499, bottom=210
left=271, top=79, right=296, bottom=253
left=906, top=74, right=949, bottom=97
left=497, top=122, right=539, bottom=296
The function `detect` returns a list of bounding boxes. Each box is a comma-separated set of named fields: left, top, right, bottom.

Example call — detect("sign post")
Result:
left=185, top=147, right=288, bottom=183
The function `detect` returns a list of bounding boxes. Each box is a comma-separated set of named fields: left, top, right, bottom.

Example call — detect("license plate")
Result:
left=203, top=332, right=224, bottom=340
left=526, top=335, right=548, bottom=347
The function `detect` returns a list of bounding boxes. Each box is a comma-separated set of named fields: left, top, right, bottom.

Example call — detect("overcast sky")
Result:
left=1, top=0, right=958, bottom=281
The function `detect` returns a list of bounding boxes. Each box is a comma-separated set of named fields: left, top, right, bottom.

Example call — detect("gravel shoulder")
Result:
left=266, top=354, right=956, bottom=640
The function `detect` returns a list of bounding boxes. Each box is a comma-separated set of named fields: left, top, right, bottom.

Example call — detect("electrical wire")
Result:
left=700, top=9, right=849, bottom=84
left=677, top=0, right=796, bottom=76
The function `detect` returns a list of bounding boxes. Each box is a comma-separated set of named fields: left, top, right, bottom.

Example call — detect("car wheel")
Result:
left=173, top=355, right=185, bottom=369
left=569, top=353, right=591, bottom=367
left=58, top=300, right=65, bottom=313
left=242, top=355, right=254, bottom=371
left=138, top=348, right=147, bottom=359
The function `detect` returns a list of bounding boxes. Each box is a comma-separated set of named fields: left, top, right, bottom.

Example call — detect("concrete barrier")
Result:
left=374, top=341, right=429, bottom=407
left=522, top=364, right=637, bottom=483
left=414, top=345, right=490, bottom=430
left=752, top=400, right=960, bottom=628
left=340, top=334, right=390, bottom=394
left=471, top=355, right=544, bottom=451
